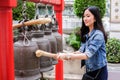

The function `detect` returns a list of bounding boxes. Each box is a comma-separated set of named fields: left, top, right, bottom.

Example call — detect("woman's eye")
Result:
left=87, top=15, right=90, bottom=17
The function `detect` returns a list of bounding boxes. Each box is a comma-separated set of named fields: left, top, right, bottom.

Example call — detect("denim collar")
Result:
left=86, top=29, right=96, bottom=40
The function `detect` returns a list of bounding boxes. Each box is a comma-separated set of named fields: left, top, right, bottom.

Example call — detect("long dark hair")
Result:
left=80, top=6, right=107, bottom=43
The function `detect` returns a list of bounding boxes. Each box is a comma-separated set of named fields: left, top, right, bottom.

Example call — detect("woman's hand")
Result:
left=57, top=53, right=66, bottom=60
left=57, top=53, right=72, bottom=60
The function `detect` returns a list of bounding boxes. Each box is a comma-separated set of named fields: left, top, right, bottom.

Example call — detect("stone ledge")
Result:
left=42, top=59, right=85, bottom=80
left=43, top=73, right=82, bottom=80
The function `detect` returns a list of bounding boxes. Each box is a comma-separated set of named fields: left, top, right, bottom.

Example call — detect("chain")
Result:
left=22, top=1, right=27, bottom=20
left=35, top=3, right=40, bottom=19
left=45, top=4, right=49, bottom=16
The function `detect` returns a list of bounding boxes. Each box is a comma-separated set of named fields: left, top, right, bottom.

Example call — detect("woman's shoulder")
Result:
left=93, top=30, right=104, bottom=39
left=94, top=30, right=103, bottom=36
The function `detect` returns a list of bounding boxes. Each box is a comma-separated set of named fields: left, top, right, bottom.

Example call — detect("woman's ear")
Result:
left=94, top=18, right=96, bottom=22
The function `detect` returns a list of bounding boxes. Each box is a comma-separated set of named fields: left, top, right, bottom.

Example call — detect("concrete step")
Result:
left=42, top=59, right=85, bottom=80
left=43, top=73, right=83, bottom=80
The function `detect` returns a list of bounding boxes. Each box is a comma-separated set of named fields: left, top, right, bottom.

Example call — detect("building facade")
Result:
left=37, top=0, right=120, bottom=39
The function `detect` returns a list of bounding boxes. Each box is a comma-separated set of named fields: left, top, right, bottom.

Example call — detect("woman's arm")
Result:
left=58, top=52, right=88, bottom=60
left=35, top=49, right=88, bottom=60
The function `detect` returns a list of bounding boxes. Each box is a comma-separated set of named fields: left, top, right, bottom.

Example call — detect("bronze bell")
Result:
left=52, top=27, right=63, bottom=53
left=31, top=30, right=53, bottom=72
left=14, top=32, right=41, bottom=80
left=44, top=29, right=58, bottom=65
left=51, top=14, right=63, bottom=52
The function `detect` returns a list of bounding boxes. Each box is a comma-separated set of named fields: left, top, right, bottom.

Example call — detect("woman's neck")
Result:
left=88, top=25, right=94, bottom=35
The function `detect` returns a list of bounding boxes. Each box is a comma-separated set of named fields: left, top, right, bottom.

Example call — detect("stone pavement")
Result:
left=44, top=63, right=120, bottom=80
left=108, top=63, right=120, bottom=80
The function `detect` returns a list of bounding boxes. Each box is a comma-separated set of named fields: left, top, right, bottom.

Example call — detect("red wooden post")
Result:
left=0, top=0, right=17, bottom=80
left=54, top=0, right=64, bottom=80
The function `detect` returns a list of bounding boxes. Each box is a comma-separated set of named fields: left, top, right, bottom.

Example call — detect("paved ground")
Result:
left=44, top=63, right=120, bottom=80
left=108, top=71, right=120, bottom=80
left=108, top=63, right=120, bottom=80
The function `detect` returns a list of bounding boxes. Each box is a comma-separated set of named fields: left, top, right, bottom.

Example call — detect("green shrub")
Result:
left=73, top=0, right=106, bottom=18
left=12, top=0, right=35, bottom=20
left=106, top=38, right=120, bottom=63
left=65, top=27, right=81, bottom=50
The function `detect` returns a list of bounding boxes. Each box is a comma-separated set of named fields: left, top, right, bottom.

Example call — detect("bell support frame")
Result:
left=0, top=0, right=64, bottom=80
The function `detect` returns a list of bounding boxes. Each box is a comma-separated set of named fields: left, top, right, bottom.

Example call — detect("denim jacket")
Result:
left=79, top=29, right=107, bottom=72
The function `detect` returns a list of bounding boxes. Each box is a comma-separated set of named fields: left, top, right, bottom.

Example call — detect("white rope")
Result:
left=21, top=31, right=30, bottom=46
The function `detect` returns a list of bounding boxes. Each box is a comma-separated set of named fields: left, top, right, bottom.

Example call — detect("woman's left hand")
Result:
left=57, top=53, right=66, bottom=60
left=57, top=53, right=72, bottom=60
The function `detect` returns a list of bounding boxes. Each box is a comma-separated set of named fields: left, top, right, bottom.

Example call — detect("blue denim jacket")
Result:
left=79, top=29, right=107, bottom=72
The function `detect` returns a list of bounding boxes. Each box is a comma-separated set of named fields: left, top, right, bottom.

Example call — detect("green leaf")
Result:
left=73, top=0, right=106, bottom=18
left=106, top=38, right=120, bottom=63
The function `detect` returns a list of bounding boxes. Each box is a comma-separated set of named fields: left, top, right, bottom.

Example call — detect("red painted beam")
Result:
left=28, top=0, right=61, bottom=5
left=0, top=0, right=17, bottom=80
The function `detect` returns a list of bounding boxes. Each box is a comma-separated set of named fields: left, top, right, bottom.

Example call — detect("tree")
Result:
left=73, top=0, right=106, bottom=18
left=12, top=0, right=35, bottom=20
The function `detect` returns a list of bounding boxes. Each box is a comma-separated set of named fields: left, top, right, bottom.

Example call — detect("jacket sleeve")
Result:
left=78, top=43, right=85, bottom=53
left=84, top=32, right=104, bottom=58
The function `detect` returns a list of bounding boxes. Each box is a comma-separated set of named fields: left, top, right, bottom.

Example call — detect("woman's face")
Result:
left=83, top=9, right=95, bottom=28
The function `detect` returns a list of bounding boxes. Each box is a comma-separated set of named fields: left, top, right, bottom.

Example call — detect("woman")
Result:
left=36, top=6, right=108, bottom=80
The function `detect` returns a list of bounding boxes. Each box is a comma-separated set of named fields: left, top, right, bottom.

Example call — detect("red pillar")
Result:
left=55, top=10, right=64, bottom=80
left=0, top=0, right=16, bottom=80
left=54, top=0, right=64, bottom=80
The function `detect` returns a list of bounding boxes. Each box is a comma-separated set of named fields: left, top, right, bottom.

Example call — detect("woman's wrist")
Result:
left=74, top=51, right=80, bottom=54
left=66, top=54, right=72, bottom=60
left=52, top=54, right=58, bottom=59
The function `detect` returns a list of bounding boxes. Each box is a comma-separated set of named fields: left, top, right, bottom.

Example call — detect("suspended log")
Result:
left=13, top=18, right=51, bottom=30
left=35, top=49, right=57, bottom=58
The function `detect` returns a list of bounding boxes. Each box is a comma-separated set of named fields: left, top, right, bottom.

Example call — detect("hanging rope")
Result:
left=22, top=31, right=30, bottom=46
